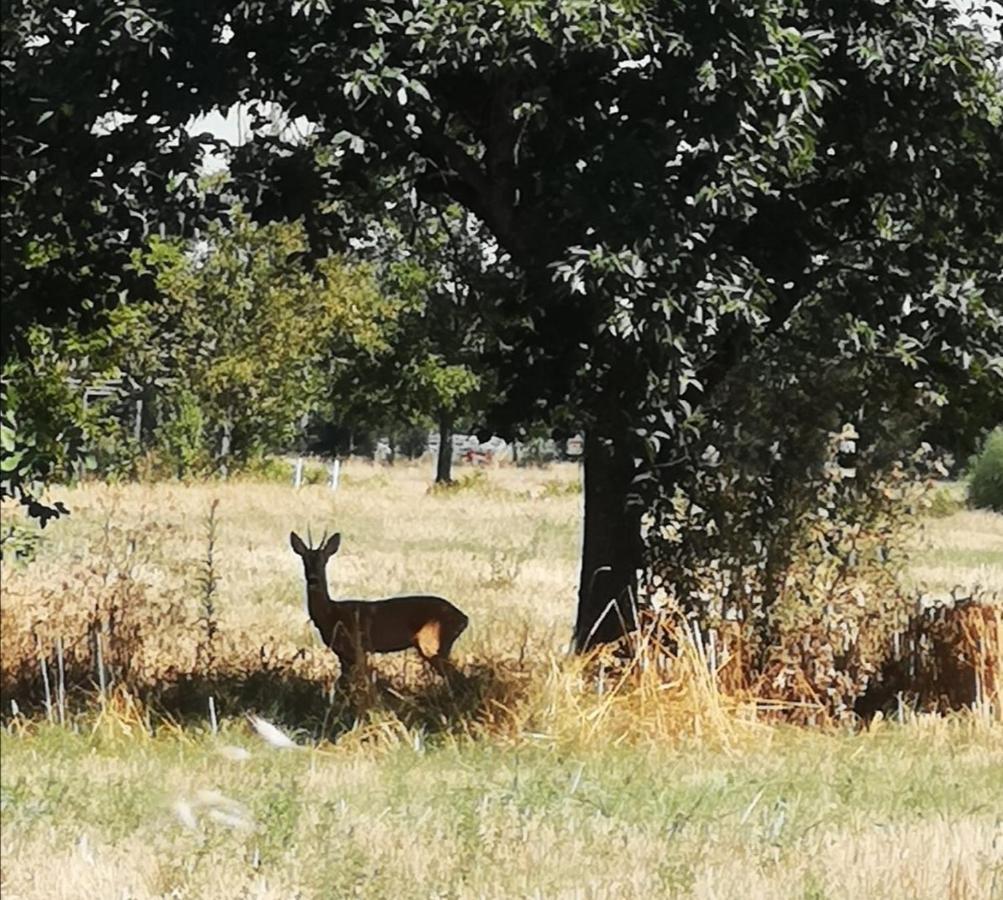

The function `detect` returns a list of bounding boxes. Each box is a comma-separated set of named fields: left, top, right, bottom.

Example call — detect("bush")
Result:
left=967, top=427, right=1003, bottom=512
left=639, top=424, right=957, bottom=719
left=238, top=455, right=332, bottom=485
left=925, top=483, right=965, bottom=518
left=153, top=388, right=210, bottom=479
left=240, top=455, right=295, bottom=483
left=426, top=469, right=490, bottom=495
left=539, top=477, right=582, bottom=499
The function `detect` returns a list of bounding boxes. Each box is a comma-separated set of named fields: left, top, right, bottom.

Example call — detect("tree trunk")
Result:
left=573, top=431, right=643, bottom=650
left=217, top=414, right=233, bottom=480
left=436, top=409, right=453, bottom=484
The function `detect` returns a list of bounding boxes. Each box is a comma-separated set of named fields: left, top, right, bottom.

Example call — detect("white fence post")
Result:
left=330, top=459, right=341, bottom=491
left=293, top=457, right=304, bottom=489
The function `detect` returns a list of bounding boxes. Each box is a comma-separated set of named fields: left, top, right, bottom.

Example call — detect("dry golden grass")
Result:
left=0, top=464, right=580, bottom=730
left=3, top=819, right=999, bottom=900
left=18, top=462, right=580, bottom=649
left=1, top=463, right=1000, bottom=729
left=2, top=463, right=1002, bottom=899
left=909, top=509, right=1003, bottom=597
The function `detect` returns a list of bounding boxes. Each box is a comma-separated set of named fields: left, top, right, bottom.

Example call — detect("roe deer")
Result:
left=290, top=530, right=468, bottom=686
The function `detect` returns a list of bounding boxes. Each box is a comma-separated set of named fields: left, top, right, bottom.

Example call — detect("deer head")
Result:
left=289, top=530, right=341, bottom=589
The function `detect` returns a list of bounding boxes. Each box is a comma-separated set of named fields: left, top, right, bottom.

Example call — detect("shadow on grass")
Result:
left=2, top=657, right=531, bottom=745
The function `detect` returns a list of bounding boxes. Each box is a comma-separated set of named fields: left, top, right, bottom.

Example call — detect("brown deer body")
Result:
left=290, top=531, right=468, bottom=684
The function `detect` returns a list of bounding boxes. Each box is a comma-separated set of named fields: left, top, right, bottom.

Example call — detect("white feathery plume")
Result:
left=76, top=834, right=96, bottom=865
left=206, top=807, right=255, bottom=831
left=173, top=789, right=256, bottom=832
left=173, top=799, right=199, bottom=830
left=247, top=714, right=298, bottom=750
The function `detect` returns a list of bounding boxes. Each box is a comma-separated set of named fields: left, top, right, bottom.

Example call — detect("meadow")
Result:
left=1, top=463, right=1001, bottom=899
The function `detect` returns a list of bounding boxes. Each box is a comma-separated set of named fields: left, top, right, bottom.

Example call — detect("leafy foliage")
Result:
left=153, top=388, right=208, bottom=479
left=0, top=322, right=113, bottom=522
left=644, top=427, right=949, bottom=703
left=0, top=392, right=69, bottom=526
left=968, top=427, right=1003, bottom=512
left=0, top=1, right=223, bottom=357
left=2, top=211, right=401, bottom=489
left=322, top=206, right=502, bottom=459
left=126, top=210, right=399, bottom=470
left=3, top=299, right=167, bottom=503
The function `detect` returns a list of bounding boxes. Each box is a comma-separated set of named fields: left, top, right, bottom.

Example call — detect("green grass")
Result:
left=920, top=547, right=1003, bottom=569
left=3, top=719, right=1001, bottom=899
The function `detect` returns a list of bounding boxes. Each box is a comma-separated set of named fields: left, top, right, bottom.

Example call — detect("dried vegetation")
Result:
left=0, top=464, right=1000, bottom=737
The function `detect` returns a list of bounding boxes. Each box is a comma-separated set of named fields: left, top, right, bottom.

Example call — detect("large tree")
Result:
left=4, top=1, right=1001, bottom=645
left=0, top=2, right=224, bottom=354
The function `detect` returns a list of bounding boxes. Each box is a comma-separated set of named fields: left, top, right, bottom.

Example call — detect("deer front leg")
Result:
left=329, top=624, right=367, bottom=692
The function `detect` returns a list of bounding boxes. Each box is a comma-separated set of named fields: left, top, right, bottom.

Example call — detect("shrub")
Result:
left=640, top=426, right=957, bottom=719
left=426, top=469, right=489, bottom=495
left=967, top=427, right=1003, bottom=512
left=153, top=388, right=210, bottom=479
left=303, top=462, right=331, bottom=485
left=925, top=484, right=965, bottom=518
left=539, top=477, right=582, bottom=499
left=240, top=455, right=295, bottom=483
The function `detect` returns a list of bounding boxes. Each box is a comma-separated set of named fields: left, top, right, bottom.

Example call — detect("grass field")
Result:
left=2, top=463, right=1002, bottom=899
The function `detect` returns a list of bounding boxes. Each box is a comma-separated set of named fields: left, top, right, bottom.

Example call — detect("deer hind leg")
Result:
left=414, top=621, right=443, bottom=660
left=436, top=611, right=469, bottom=662
left=416, top=617, right=468, bottom=681
left=414, top=621, right=453, bottom=679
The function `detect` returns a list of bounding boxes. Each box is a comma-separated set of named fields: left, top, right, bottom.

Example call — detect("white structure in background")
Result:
left=371, top=432, right=585, bottom=463
left=424, top=433, right=511, bottom=463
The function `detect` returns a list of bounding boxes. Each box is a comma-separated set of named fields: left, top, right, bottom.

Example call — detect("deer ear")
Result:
left=322, top=532, right=341, bottom=559
left=290, top=532, right=308, bottom=556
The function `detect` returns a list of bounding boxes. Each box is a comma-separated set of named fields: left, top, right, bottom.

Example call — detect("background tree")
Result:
left=2, top=210, right=400, bottom=496
left=1, top=1, right=224, bottom=515
left=1, top=300, right=155, bottom=523
left=342, top=205, right=502, bottom=484
left=0, top=2, right=230, bottom=353
left=126, top=210, right=399, bottom=474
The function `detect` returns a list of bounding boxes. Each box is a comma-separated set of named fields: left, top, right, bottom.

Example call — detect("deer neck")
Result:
left=305, top=572, right=338, bottom=642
